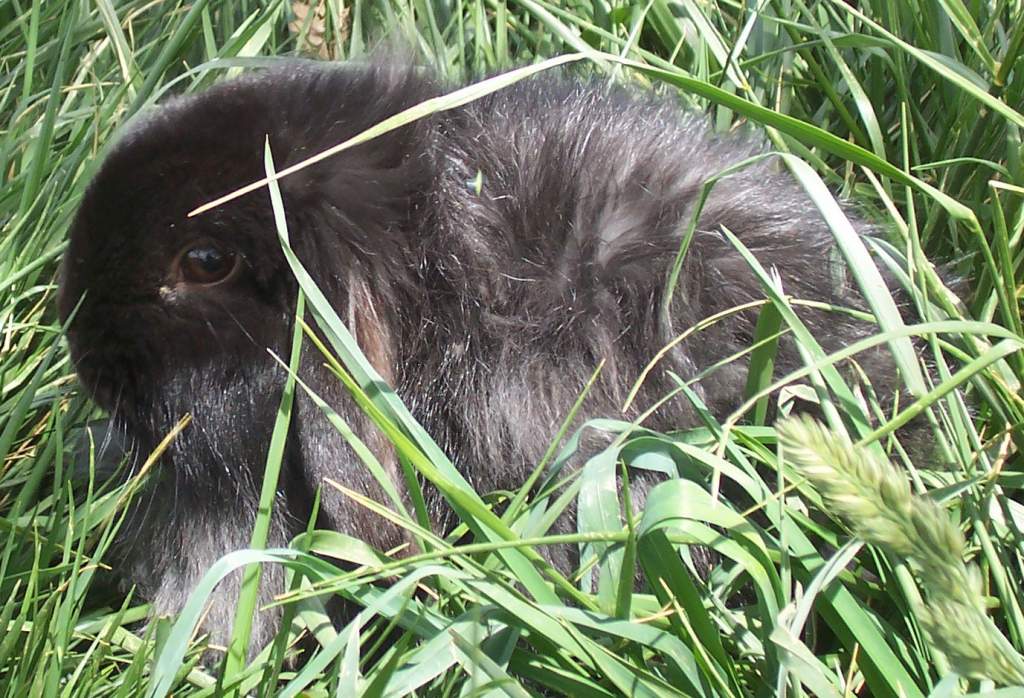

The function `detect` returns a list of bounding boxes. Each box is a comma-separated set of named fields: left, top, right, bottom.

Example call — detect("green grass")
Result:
left=2, top=0, right=1023, bottom=695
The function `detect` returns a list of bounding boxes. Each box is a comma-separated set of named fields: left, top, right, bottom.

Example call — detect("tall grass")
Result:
left=1, top=0, right=1022, bottom=695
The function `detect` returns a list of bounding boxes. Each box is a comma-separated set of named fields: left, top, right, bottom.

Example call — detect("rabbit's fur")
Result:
left=59, top=60, right=902, bottom=655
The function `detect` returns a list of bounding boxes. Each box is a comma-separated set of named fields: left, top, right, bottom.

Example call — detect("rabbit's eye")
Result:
left=178, top=243, right=239, bottom=285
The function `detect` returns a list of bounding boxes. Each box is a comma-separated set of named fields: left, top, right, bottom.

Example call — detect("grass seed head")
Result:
left=777, top=415, right=1024, bottom=686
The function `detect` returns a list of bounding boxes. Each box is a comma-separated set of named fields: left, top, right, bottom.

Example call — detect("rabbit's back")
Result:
left=406, top=77, right=891, bottom=496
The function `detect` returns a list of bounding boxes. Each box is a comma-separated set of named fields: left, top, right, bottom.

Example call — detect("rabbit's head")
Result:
left=58, top=62, right=436, bottom=445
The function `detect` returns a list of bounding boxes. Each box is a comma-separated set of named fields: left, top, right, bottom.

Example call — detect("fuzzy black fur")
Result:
left=59, top=60, right=902, bottom=655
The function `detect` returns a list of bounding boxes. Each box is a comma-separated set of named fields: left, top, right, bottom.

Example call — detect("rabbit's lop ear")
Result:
left=236, top=61, right=441, bottom=561
left=290, top=275, right=414, bottom=559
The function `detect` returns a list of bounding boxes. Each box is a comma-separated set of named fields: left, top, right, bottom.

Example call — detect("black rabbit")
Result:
left=58, top=59, right=904, bottom=655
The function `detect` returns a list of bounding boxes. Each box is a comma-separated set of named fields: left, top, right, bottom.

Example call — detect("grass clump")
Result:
left=1, top=1, right=1023, bottom=696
